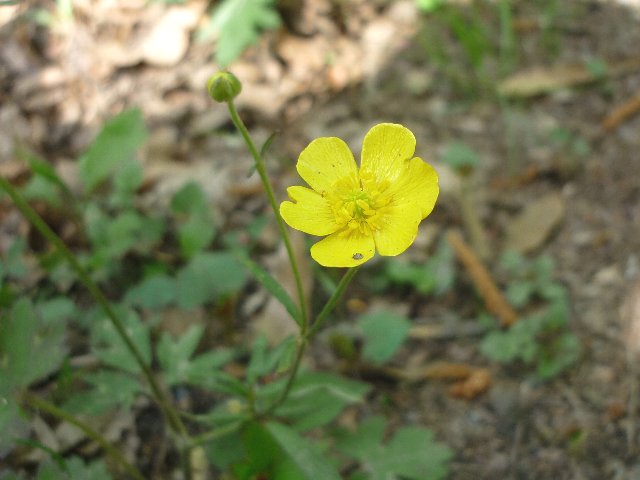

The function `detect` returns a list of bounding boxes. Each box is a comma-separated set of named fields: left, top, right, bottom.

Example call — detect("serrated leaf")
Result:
left=247, top=336, right=295, bottom=384
left=237, top=254, right=302, bottom=326
left=204, top=0, right=281, bottom=67
left=158, top=325, right=204, bottom=385
left=273, top=372, right=370, bottom=431
left=63, top=371, right=140, bottom=415
left=335, top=416, right=452, bottom=480
left=358, top=311, right=411, bottom=365
left=265, top=422, right=341, bottom=480
left=78, top=109, right=147, bottom=193
left=176, top=251, right=246, bottom=309
left=91, top=308, right=151, bottom=374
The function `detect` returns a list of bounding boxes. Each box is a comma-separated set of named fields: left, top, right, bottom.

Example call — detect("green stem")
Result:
left=308, top=267, right=360, bottom=337
left=23, top=393, right=145, bottom=480
left=226, top=100, right=309, bottom=331
left=0, top=176, right=187, bottom=439
left=263, top=267, right=359, bottom=416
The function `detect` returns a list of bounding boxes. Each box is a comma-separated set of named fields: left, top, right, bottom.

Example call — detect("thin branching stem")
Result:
left=262, top=267, right=359, bottom=417
left=23, top=393, right=145, bottom=480
left=226, top=100, right=309, bottom=332
left=0, top=176, right=188, bottom=441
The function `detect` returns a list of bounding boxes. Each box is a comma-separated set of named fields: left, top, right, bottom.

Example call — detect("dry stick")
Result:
left=602, top=92, right=640, bottom=131
left=447, top=229, right=518, bottom=327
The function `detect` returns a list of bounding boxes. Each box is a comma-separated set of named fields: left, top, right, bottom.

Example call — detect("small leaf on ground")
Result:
left=78, top=109, right=147, bottom=193
left=335, top=416, right=452, bottom=480
left=176, top=251, right=246, bottom=309
left=358, top=311, right=411, bottom=365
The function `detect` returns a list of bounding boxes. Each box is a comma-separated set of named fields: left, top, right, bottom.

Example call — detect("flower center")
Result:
left=328, top=173, right=392, bottom=234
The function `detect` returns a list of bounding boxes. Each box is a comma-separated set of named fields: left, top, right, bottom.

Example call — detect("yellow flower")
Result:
left=280, top=123, right=439, bottom=268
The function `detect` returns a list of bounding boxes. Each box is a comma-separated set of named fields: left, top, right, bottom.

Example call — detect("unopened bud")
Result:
left=207, top=71, right=242, bottom=103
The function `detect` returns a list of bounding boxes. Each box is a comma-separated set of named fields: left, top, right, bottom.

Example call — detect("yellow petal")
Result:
left=280, top=186, right=340, bottom=236
left=387, top=157, right=439, bottom=219
left=360, top=124, right=416, bottom=183
left=373, top=204, right=422, bottom=256
left=310, top=229, right=375, bottom=267
left=296, top=137, right=358, bottom=194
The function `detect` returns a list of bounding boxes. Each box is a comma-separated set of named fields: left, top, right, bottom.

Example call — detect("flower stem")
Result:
left=0, top=176, right=188, bottom=440
left=225, top=100, right=309, bottom=331
left=262, top=267, right=359, bottom=416
left=308, top=267, right=360, bottom=337
left=23, top=392, right=146, bottom=480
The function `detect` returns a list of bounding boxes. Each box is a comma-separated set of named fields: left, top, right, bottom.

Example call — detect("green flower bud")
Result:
left=207, top=71, right=242, bottom=103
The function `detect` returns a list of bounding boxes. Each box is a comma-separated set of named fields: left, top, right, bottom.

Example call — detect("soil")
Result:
left=2, top=0, right=640, bottom=479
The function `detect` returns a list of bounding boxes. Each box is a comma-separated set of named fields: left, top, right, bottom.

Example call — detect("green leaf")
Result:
left=335, top=416, right=452, bottom=480
left=91, top=308, right=151, bottom=374
left=178, top=214, right=216, bottom=259
left=0, top=298, right=67, bottom=390
left=22, top=175, right=61, bottom=206
left=63, top=371, right=140, bottom=415
left=3, top=237, right=28, bottom=279
left=109, top=159, right=144, bottom=208
left=78, top=109, right=147, bottom=193
left=157, top=324, right=237, bottom=387
left=0, top=391, right=30, bottom=454
left=158, top=325, right=205, bottom=385
left=480, top=318, right=541, bottom=364
left=176, top=251, right=246, bottom=309
left=536, top=332, right=580, bottom=379
left=85, top=205, right=164, bottom=262
left=265, top=422, right=342, bottom=480
left=202, top=0, right=281, bottom=67
left=206, top=429, right=246, bottom=470
left=170, top=182, right=208, bottom=214
left=125, top=274, right=177, bottom=310
left=247, top=336, right=295, bottom=384
left=238, top=254, right=303, bottom=326
left=441, top=143, right=480, bottom=172
left=170, top=183, right=216, bottom=258
left=416, top=0, right=444, bottom=12
left=274, top=372, right=370, bottom=432
left=505, top=281, right=534, bottom=308
left=35, top=457, right=112, bottom=480
left=260, top=131, right=278, bottom=157
left=358, top=311, right=411, bottom=365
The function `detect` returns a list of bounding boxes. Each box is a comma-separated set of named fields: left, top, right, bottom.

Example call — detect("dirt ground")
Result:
left=2, top=0, right=640, bottom=478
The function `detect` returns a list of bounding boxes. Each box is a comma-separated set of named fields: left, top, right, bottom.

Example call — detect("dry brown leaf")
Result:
left=504, top=192, right=566, bottom=254
left=448, top=368, right=491, bottom=400
left=498, top=57, right=640, bottom=98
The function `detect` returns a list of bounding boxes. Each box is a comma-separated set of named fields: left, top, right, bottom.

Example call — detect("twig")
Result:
left=447, top=229, right=518, bottom=327
left=602, top=93, right=640, bottom=131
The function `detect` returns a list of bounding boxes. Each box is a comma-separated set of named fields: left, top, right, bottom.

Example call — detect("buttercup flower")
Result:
left=280, top=123, right=439, bottom=267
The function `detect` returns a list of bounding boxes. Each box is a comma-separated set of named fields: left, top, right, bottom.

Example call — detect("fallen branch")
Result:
left=447, top=229, right=518, bottom=327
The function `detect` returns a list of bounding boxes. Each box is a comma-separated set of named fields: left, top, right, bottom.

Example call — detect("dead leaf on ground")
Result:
left=498, top=57, right=640, bottom=98
left=504, top=192, right=565, bottom=254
